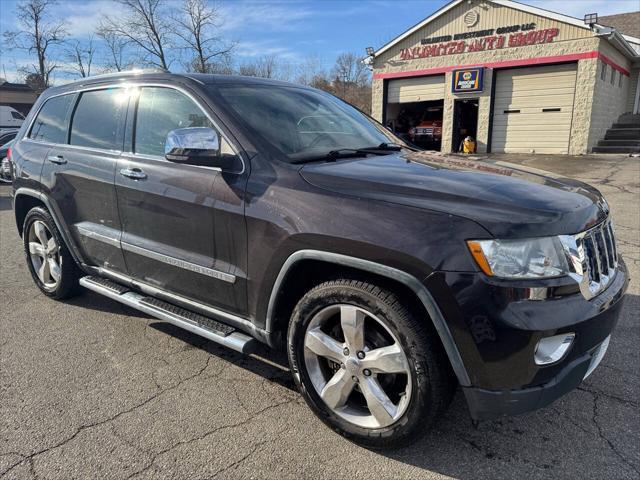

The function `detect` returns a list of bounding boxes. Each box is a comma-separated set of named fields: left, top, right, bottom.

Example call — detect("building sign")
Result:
left=399, top=23, right=560, bottom=60
left=452, top=68, right=484, bottom=93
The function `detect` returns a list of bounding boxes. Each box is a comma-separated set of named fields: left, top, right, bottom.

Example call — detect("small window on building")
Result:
left=29, top=94, right=75, bottom=144
left=601, top=63, right=607, bottom=81
left=611, top=69, right=616, bottom=85
left=619, top=73, right=623, bottom=88
left=70, top=89, right=126, bottom=151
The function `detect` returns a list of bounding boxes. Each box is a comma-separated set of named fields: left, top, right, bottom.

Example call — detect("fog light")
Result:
left=534, top=333, right=575, bottom=365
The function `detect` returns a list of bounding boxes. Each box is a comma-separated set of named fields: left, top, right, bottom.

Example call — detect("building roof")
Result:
left=373, top=0, right=640, bottom=58
left=598, top=12, right=640, bottom=39
left=0, top=82, right=35, bottom=92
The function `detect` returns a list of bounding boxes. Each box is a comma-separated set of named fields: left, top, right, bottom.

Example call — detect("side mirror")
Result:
left=164, top=127, right=221, bottom=167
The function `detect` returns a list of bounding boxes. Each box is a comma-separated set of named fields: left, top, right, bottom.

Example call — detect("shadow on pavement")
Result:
left=65, top=281, right=639, bottom=479
left=0, top=193, right=12, bottom=211
left=150, top=321, right=297, bottom=392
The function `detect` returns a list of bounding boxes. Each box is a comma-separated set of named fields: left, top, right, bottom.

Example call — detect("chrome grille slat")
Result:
left=603, top=225, right=614, bottom=269
left=585, top=235, right=600, bottom=282
left=607, top=223, right=618, bottom=267
left=577, top=218, right=618, bottom=299
left=595, top=228, right=609, bottom=273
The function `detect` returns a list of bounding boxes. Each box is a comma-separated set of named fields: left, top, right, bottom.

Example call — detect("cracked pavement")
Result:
left=1, top=154, right=639, bottom=479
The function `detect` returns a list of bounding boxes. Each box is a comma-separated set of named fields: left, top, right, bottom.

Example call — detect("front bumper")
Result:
left=427, top=258, right=629, bottom=420
left=463, top=334, right=610, bottom=420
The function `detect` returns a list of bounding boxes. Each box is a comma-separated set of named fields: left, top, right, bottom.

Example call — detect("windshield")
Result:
left=212, top=84, right=407, bottom=162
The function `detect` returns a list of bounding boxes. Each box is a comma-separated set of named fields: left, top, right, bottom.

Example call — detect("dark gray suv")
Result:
left=10, top=71, right=628, bottom=447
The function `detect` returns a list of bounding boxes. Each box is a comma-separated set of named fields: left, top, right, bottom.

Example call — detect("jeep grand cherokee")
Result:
left=9, top=71, right=628, bottom=447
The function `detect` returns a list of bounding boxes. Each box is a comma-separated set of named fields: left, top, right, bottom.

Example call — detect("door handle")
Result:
left=47, top=155, right=66, bottom=165
left=120, top=167, right=147, bottom=180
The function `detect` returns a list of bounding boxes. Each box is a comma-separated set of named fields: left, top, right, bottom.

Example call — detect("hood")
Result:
left=299, top=151, right=607, bottom=238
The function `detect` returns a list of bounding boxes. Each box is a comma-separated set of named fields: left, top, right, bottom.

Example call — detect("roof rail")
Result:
left=85, top=68, right=170, bottom=81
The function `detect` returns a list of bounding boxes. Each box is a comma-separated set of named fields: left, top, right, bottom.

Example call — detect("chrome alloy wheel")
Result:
left=28, top=220, right=61, bottom=290
left=303, top=305, right=412, bottom=429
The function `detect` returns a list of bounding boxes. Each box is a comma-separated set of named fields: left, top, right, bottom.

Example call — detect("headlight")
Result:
left=467, top=237, right=569, bottom=279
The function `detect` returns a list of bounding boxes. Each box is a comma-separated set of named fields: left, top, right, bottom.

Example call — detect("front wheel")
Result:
left=287, top=279, right=455, bottom=448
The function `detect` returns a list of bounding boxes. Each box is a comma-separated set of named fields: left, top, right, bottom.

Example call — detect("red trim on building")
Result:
left=372, top=51, right=630, bottom=80
left=598, top=53, right=630, bottom=76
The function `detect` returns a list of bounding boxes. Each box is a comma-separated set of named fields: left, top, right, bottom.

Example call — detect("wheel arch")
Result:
left=14, top=189, right=46, bottom=237
left=13, top=188, right=85, bottom=266
left=265, top=250, right=471, bottom=387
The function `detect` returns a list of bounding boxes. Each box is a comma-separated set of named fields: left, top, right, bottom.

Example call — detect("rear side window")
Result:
left=11, top=111, right=24, bottom=120
left=134, top=87, right=214, bottom=157
left=29, top=95, right=75, bottom=144
left=70, top=89, right=126, bottom=151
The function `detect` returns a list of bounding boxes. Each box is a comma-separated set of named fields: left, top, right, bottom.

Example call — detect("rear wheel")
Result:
left=23, top=207, right=81, bottom=299
left=288, top=279, right=454, bottom=448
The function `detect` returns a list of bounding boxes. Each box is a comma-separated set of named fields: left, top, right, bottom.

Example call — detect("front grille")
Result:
left=578, top=219, right=618, bottom=298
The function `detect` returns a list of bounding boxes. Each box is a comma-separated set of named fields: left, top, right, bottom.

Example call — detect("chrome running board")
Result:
left=79, top=276, right=256, bottom=354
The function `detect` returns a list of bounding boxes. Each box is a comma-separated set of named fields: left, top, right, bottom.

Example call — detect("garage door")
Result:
left=491, top=64, right=577, bottom=154
left=387, top=75, right=445, bottom=103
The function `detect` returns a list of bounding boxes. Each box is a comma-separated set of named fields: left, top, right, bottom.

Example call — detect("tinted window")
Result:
left=29, top=95, right=75, bottom=144
left=135, top=87, right=214, bottom=156
left=70, top=89, right=126, bottom=150
left=11, top=111, right=24, bottom=120
left=213, top=85, right=402, bottom=162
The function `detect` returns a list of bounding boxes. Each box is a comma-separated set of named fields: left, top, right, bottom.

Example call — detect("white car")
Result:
left=0, top=106, right=25, bottom=134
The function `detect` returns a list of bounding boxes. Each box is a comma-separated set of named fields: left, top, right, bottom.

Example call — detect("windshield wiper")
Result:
left=290, top=145, right=406, bottom=164
left=371, top=142, right=403, bottom=150
left=376, top=142, right=421, bottom=151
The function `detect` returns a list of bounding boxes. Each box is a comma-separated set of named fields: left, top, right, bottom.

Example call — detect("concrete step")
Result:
left=598, top=139, right=640, bottom=146
left=617, top=113, right=640, bottom=124
left=592, top=145, right=640, bottom=154
left=612, top=122, right=640, bottom=128
left=605, top=128, right=640, bottom=140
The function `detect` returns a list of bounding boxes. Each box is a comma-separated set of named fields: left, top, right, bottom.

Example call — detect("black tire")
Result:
left=22, top=206, right=82, bottom=300
left=287, top=278, right=455, bottom=448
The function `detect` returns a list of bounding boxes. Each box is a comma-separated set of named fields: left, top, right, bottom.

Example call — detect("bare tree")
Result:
left=3, top=0, right=67, bottom=88
left=173, top=0, right=235, bottom=73
left=208, top=54, right=235, bottom=75
left=330, top=52, right=371, bottom=113
left=97, top=29, right=129, bottom=72
left=331, top=52, right=368, bottom=86
left=66, top=36, right=96, bottom=78
left=24, top=72, right=47, bottom=91
left=239, top=55, right=290, bottom=80
left=296, top=54, right=327, bottom=86
left=99, top=0, right=173, bottom=70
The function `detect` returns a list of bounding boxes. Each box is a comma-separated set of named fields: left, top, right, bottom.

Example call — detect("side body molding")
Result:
left=13, top=187, right=88, bottom=268
left=265, top=250, right=471, bottom=387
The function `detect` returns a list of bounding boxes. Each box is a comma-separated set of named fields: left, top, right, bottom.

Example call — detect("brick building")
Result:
left=369, top=0, right=640, bottom=154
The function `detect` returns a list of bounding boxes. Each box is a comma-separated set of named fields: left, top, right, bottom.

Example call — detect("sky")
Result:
left=0, top=0, right=638, bottom=84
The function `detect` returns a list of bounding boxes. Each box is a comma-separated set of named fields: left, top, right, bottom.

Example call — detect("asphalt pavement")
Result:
left=1, top=154, right=638, bottom=479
